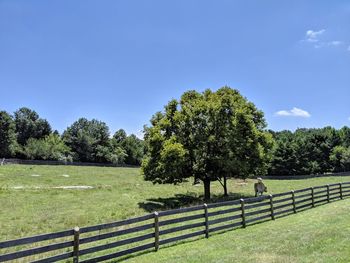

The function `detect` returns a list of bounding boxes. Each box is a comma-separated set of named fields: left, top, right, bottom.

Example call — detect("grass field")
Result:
left=1, top=164, right=350, bottom=242
left=125, top=198, right=350, bottom=263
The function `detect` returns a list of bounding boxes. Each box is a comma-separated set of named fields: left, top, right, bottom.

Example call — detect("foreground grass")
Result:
left=0, top=164, right=349, bottom=241
left=126, top=198, right=350, bottom=263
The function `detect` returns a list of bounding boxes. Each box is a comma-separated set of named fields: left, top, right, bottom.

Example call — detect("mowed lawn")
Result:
left=126, top=198, right=350, bottom=263
left=1, top=164, right=350, bottom=242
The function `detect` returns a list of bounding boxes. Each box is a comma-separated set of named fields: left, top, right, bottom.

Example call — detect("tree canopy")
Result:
left=24, top=134, right=71, bottom=161
left=0, top=107, right=143, bottom=165
left=62, top=118, right=111, bottom=162
left=269, top=127, right=349, bottom=175
left=142, top=87, right=273, bottom=200
left=1, top=103, right=350, bottom=177
left=14, top=107, right=52, bottom=146
left=0, top=111, right=17, bottom=158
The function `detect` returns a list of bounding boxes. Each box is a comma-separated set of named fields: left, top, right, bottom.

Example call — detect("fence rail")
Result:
left=1, top=182, right=350, bottom=262
left=262, top=171, right=350, bottom=180
left=0, top=158, right=139, bottom=168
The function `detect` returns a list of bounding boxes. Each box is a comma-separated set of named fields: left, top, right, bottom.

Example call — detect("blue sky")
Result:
left=1, top=0, right=350, bottom=137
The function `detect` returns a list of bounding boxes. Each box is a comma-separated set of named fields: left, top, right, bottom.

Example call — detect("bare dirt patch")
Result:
left=53, top=186, right=93, bottom=189
left=6, top=185, right=94, bottom=190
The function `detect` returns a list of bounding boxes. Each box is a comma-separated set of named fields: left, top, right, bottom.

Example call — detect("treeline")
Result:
left=0, top=108, right=144, bottom=165
left=1, top=107, right=350, bottom=174
left=269, top=127, right=350, bottom=175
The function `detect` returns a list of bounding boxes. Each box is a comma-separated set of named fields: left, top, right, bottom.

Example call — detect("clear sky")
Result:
left=1, top=0, right=350, bottom=137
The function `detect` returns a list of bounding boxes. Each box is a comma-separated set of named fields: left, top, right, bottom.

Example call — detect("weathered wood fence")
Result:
left=262, top=171, right=350, bottom=180
left=1, top=158, right=138, bottom=168
left=1, top=182, right=350, bottom=262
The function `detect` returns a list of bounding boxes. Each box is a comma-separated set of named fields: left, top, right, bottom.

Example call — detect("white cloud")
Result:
left=275, top=110, right=292, bottom=116
left=329, top=41, right=343, bottom=46
left=302, top=29, right=348, bottom=51
left=275, top=107, right=311, bottom=118
left=305, top=29, right=325, bottom=42
left=315, top=40, right=344, bottom=48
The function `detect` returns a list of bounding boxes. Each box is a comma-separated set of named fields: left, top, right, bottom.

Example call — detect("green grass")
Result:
left=125, top=198, right=350, bottom=263
left=0, top=164, right=349, bottom=242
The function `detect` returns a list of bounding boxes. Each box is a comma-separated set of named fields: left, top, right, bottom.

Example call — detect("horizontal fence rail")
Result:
left=0, top=158, right=139, bottom=168
left=262, top=171, right=350, bottom=180
left=1, top=182, right=350, bottom=262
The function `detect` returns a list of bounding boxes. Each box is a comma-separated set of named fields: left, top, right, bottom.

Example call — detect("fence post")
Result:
left=311, top=187, right=315, bottom=208
left=269, top=194, right=275, bottom=220
left=73, top=227, right=80, bottom=263
left=326, top=185, right=330, bottom=203
left=240, top=199, right=246, bottom=228
left=339, top=183, right=343, bottom=200
left=291, top=190, right=296, bottom=213
left=204, top=203, right=209, bottom=238
left=154, top=212, right=159, bottom=251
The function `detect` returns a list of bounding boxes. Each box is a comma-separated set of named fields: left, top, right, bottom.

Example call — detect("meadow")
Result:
left=127, top=198, right=350, bottom=263
left=1, top=164, right=350, bottom=243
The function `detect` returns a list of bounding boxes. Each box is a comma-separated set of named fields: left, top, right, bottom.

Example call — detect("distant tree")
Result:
left=43, top=133, right=72, bottom=161
left=268, top=127, right=344, bottom=175
left=122, top=135, right=144, bottom=165
left=269, top=131, right=298, bottom=175
left=295, top=127, right=340, bottom=174
left=62, top=118, right=110, bottom=162
left=24, top=134, right=71, bottom=161
left=96, top=144, right=128, bottom=164
left=0, top=111, right=17, bottom=157
left=339, top=126, right=350, bottom=148
left=113, top=129, right=127, bottom=144
left=23, top=139, right=45, bottom=160
left=112, top=129, right=144, bottom=165
left=14, top=107, right=52, bottom=146
left=110, top=147, right=128, bottom=164
left=330, top=146, right=350, bottom=172
left=142, top=87, right=273, bottom=200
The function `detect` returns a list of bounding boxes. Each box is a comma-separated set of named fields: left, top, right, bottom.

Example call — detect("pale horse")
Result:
left=254, top=177, right=267, bottom=197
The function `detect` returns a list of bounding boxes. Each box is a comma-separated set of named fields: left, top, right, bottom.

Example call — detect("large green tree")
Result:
left=0, top=111, right=17, bottom=157
left=62, top=118, right=110, bottom=162
left=14, top=107, right=52, bottom=146
left=142, top=87, right=273, bottom=200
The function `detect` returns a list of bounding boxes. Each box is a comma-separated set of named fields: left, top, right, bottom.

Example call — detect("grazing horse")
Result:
left=254, top=178, right=267, bottom=197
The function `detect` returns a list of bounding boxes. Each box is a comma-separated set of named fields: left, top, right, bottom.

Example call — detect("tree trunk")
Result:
left=193, top=175, right=200, bottom=185
left=223, top=175, right=228, bottom=196
left=203, top=179, right=211, bottom=201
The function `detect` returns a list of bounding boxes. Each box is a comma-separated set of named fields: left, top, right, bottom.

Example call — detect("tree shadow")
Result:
left=138, top=192, right=255, bottom=213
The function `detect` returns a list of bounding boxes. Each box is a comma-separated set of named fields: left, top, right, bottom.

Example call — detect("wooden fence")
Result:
left=262, top=171, right=350, bottom=180
left=1, top=182, right=350, bottom=262
left=1, top=158, right=139, bottom=168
